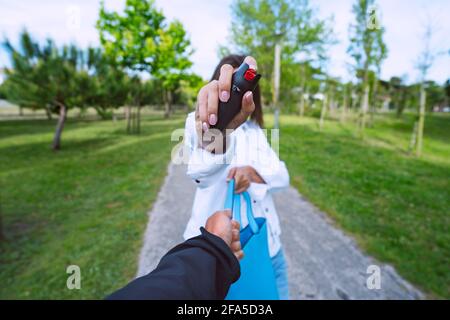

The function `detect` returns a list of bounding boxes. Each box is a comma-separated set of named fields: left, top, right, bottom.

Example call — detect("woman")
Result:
left=183, top=54, right=290, bottom=299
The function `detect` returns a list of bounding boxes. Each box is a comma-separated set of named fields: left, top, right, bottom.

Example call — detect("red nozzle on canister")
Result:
left=244, top=68, right=257, bottom=81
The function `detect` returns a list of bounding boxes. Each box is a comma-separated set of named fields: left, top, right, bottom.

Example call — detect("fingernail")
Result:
left=202, top=122, right=209, bottom=132
left=245, top=91, right=253, bottom=101
left=209, top=114, right=217, bottom=125
left=221, top=91, right=229, bottom=102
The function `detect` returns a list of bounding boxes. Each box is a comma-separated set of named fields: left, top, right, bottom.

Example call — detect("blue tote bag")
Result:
left=225, top=179, right=279, bottom=300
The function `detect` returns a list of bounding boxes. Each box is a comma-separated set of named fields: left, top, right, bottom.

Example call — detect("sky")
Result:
left=0, top=0, right=449, bottom=84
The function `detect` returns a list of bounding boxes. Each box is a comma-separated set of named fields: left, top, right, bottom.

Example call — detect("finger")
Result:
left=235, top=183, right=249, bottom=194
left=235, top=250, right=244, bottom=260
left=231, top=240, right=241, bottom=252
left=218, top=64, right=233, bottom=103
left=231, top=228, right=240, bottom=242
left=243, top=56, right=257, bottom=70
left=197, top=87, right=209, bottom=132
left=242, top=91, right=256, bottom=114
left=227, top=167, right=237, bottom=181
left=235, top=175, right=250, bottom=193
left=234, top=172, right=243, bottom=191
left=231, top=220, right=240, bottom=231
left=207, top=80, right=219, bottom=126
left=194, top=109, right=203, bottom=147
left=222, top=209, right=232, bottom=219
left=226, top=91, right=255, bottom=130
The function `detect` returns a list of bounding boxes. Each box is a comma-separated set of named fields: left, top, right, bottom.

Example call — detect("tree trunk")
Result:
left=319, top=94, right=328, bottom=131
left=395, top=89, right=406, bottom=118
left=126, top=105, right=132, bottom=134
left=351, top=89, right=358, bottom=110
left=359, top=60, right=370, bottom=133
left=131, top=106, right=136, bottom=133
left=328, top=89, right=335, bottom=119
left=299, top=93, right=305, bottom=117
left=164, top=90, right=172, bottom=119
left=416, top=84, right=426, bottom=157
left=409, top=121, right=418, bottom=153
left=395, top=100, right=402, bottom=117
left=299, top=65, right=306, bottom=117
left=136, top=105, right=141, bottom=134
left=52, top=104, right=67, bottom=151
left=359, top=84, right=370, bottom=136
left=369, top=78, right=379, bottom=127
left=273, top=42, right=281, bottom=129
left=341, top=87, right=348, bottom=123
left=45, top=107, right=53, bottom=120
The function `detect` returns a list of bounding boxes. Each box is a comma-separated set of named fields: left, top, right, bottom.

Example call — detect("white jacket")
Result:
left=182, top=112, right=290, bottom=257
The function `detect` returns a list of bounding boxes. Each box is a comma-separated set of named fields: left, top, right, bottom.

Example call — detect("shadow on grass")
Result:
left=0, top=118, right=112, bottom=140
left=0, top=137, right=114, bottom=173
left=0, top=119, right=56, bottom=138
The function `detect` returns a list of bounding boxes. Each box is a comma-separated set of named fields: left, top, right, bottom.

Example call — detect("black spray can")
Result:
left=212, top=62, right=262, bottom=131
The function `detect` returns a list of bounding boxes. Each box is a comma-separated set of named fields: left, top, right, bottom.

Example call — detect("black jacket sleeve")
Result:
left=106, top=227, right=240, bottom=300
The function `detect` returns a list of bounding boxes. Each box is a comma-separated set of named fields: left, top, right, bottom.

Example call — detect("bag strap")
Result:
left=242, top=191, right=259, bottom=234
left=224, top=179, right=259, bottom=234
left=224, top=179, right=235, bottom=211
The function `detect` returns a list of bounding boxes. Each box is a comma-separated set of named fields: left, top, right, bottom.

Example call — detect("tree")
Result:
left=2, top=31, right=87, bottom=150
left=318, top=75, right=339, bottom=131
left=227, top=0, right=334, bottom=110
left=2, top=32, right=52, bottom=120
left=126, top=76, right=149, bottom=133
left=97, top=0, right=193, bottom=130
left=412, top=20, right=437, bottom=157
left=86, top=47, right=129, bottom=119
left=444, top=79, right=450, bottom=105
left=297, top=63, right=309, bottom=116
left=152, top=21, right=194, bottom=118
left=424, top=81, right=446, bottom=111
left=97, top=0, right=163, bottom=133
left=340, top=82, right=353, bottom=122
left=388, top=76, right=406, bottom=117
left=275, top=60, right=318, bottom=116
left=0, top=82, right=7, bottom=99
left=348, top=0, right=387, bottom=135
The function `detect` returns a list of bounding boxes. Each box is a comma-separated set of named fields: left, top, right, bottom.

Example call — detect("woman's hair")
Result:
left=210, top=54, right=264, bottom=128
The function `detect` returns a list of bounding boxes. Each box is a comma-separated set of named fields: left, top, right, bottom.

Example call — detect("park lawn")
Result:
left=0, top=110, right=448, bottom=299
left=271, top=112, right=449, bottom=298
left=0, top=115, right=184, bottom=299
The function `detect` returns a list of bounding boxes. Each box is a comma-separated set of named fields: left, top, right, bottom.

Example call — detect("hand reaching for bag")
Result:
left=227, top=166, right=265, bottom=193
left=205, top=210, right=244, bottom=260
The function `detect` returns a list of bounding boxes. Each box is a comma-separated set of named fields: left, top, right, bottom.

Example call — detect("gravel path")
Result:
left=137, top=163, right=423, bottom=300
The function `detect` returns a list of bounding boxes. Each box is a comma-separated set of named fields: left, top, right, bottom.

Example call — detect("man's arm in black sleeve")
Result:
left=106, top=227, right=240, bottom=300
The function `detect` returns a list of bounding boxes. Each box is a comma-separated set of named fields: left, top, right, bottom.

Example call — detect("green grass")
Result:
left=270, top=112, right=450, bottom=298
left=1, top=110, right=448, bottom=299
left=0, top=115, right=184, bottom=299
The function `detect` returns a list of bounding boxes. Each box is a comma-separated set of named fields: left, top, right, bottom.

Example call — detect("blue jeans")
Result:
left=271, top=249, right=290, bottom=300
